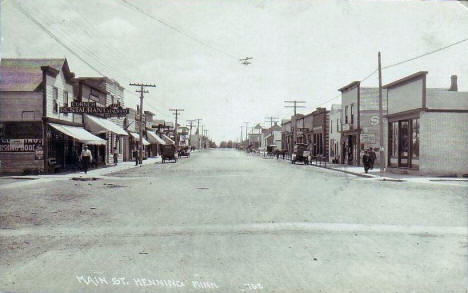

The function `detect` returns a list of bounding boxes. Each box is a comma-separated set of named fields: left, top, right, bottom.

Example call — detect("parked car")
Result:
left=178, top=146, right=190, bottom=158
left=291, top=143, right=310, bottom=165
left=161, top=144, right=177, bottom=163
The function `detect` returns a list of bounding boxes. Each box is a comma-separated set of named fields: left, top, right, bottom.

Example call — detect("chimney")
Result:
left=449, top=75, right=458, bottom=91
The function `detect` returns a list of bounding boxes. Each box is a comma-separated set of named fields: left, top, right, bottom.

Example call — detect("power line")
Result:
left=118, top=0, right=239, bottom=61
left=311, top=36, right=468, bottom=110
left=12, top=0, right=171, bottom=120
left=382, top=36, right=468, bottom=70
left=11, top=0, right=105, bottom=76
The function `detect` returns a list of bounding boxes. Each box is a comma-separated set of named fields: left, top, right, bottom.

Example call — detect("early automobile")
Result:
left=291, top=143, right=310, bottom=165
left=178, top=146, right=190, bottom=158
left=266, top=145, right=277, bottom=157
left=161, top=144, right=177, bottom=163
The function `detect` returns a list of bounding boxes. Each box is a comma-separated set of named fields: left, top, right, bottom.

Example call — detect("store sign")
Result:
left=369, top=116, right=379, bottom=126
left=60, top=102, right=129, bottom=117
left=360, top=134, right=376, bottom=144
left=0, top=138, right=43, bottom=152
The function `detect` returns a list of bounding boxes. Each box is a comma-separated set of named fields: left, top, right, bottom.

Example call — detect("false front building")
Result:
left=383, top=72, right=468, bottom=176
left=0, top=58, right=107, bottom=174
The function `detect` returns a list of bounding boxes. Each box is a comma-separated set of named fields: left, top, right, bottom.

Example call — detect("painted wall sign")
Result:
left=60, top=102, right=129, bottom=117
left=0, top=138, right=43, bottom=152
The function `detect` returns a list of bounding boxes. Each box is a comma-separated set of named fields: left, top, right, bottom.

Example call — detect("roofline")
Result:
left=76, top=76, right=125, bottom=90
left=383, top=71, right=428, bottom=89
left=75, top=79, right=109, bottom=95
left=338, top=81, right=360, bottom=92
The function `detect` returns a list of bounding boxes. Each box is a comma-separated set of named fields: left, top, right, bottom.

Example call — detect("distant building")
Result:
left=328, top=104, right=342, bottom=163
left=383, top=72, right=468, bottom=176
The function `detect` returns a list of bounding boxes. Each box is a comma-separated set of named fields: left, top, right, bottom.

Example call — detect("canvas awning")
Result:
left=161, top=134, right=175, bottom=145
left=49, top=123, right=106, bottom=145
left=146, top=131, right=166, bottom=145
left=84, top=114, right=128, bottom=136
left=129, top=132, right=150, bottom=146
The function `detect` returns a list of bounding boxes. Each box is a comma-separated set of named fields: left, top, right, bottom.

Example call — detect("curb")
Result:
left=308, top=163, right=374, bottom=178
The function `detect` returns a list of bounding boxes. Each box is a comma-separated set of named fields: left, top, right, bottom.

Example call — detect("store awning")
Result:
left=147, top=131, right=166, bottom=145
left=84, top=114, right=128, bottom=136
left=129, top=132, right=150, bottom=146
left=161, top=134, right=175, bottom=145
left=49, top=123, right=106, bottom=145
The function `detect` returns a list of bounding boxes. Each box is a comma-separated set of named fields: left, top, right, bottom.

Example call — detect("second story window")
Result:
left=111, top=95, right=115, bottom=105
left=345, top=106, right=348, bottom=124
left=336, top=118, right=339, bottom=131
left=63, top=91, right=69, bottom=115
left=350, top=104, right=354, bottom=124
left=53, top=87, right=58, bottom=113
left=330, top=120, right=333, bottom=133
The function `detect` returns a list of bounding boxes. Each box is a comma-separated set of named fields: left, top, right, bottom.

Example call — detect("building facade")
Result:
left=384, top=72, right=468, bottom=176
left=328, top=104, right=342, bottom=163
left=0, top=58, right=107, bottom=174
left=339, top=82, right=386, bottom=166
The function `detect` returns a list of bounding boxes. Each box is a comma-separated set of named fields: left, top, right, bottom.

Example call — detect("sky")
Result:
left=1, top=0, right=468, bottom=143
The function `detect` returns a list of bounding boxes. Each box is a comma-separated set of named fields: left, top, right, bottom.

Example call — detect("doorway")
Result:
left=398, top=120, right=410, bottom=168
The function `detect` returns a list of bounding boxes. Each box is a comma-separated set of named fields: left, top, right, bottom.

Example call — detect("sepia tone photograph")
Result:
left=0, top=0, right=468, bottom=292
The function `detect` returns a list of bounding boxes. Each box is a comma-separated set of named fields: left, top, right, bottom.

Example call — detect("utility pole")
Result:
left=284, top=100, right=306, bottom=152
left=169, top=109, right=184, bottom=149
left=265, top=116, right=279, bottom=128
left=201, top=125, right=204, bottom=149
left=378, top=52, right=384, bottom=174
left=204, top=129, right=208, bottom=148
left=240, top=125, right=244, bottom=144
left=129, top=83, right=156, bottom=165
left=243, top=122, right=249, bottom=143
left=187, top=119, right=195, bottom=147
left=192, top=118, right=202, bottom=149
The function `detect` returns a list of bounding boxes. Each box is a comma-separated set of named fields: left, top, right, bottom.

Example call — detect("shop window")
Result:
left=389, top=121, right=399, bottom=159
left=22, top=111, right=35, bottom=120
left=53, top=87, right=58, bottom=113
left=345, top=106, right=349, bottom=124
left=412, top=118, right=419, bottom=159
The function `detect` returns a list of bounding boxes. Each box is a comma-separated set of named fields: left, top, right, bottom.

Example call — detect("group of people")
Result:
left=362, top=148, right=377, bottom=174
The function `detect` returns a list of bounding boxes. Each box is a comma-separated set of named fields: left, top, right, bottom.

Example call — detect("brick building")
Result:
left=384, top=72, right=468, bottom=176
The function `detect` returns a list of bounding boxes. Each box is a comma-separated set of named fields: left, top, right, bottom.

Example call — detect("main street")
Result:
left=1, top=150, right=467, bottom=293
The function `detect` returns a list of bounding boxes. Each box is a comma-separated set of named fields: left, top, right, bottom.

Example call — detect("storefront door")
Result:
left=398, top=120, right=410, bottom=168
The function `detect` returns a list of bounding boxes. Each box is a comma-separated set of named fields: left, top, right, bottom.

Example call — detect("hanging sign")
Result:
left=60, top=102, right=129, bottom=117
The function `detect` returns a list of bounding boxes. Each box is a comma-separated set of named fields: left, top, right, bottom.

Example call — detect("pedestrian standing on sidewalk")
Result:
left=133, top=149, right=139, bottom=166
left=113, top=147, right=119, bottom=166
left=362, top=149, right=371, bottom=174
left=369, top=148, right=376, bottom=170
left=79, top=145, right=92, bottom=174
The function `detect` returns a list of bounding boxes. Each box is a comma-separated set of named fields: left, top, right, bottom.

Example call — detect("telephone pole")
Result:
left=240, top=125, right=244, bottom=144
left=192, top=118, right=202, bottom=149
left=284, top=100, right=306, bottom=150
left=129, top=83, right=156, bottom=165
left=243, top=122, right=249, bottom=143
left=187, top=119, right=195, bottom=147
left=169, top=108, right=184, bottom=149
left=204, top=129, right=208, bottom=148
left=265, top=116, right=279, bottom=128
left=378, top=52, right=384, bottom=174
